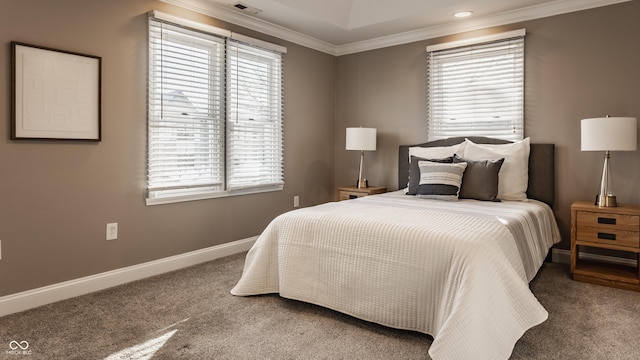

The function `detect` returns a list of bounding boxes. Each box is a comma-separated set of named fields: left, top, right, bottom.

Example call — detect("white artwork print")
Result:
left=13, top=43, right=100, bottom=140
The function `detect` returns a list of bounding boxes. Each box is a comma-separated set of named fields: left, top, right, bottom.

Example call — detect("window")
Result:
left=226, top=41, right=283, bottom=190
left=147, top=12, right=285, bottom=205
left=427, top=29, right=525, bottom=141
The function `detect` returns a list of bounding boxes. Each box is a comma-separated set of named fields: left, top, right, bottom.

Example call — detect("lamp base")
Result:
left=357, top=179, right=368, bottom=189
left=595, top=194, right=617, bottom=207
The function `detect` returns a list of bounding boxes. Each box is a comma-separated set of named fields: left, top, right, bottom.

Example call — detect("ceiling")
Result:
left=161, top=0, right=630, bottom=55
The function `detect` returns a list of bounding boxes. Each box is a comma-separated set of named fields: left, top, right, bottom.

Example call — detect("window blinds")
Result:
left=147, top=14, right=285, bottom=203
left=427, top=33, right=524, bottom=141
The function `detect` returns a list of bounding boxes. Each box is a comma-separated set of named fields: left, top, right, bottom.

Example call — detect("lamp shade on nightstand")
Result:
left=346, top=127, right=376, bottom=151
left=581, top=117, right=637, bottom=152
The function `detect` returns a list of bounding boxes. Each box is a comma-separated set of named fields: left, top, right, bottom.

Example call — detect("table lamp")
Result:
left=346, top=127, right=377, bottom=188
left=581, top=116, right=637, bottom=207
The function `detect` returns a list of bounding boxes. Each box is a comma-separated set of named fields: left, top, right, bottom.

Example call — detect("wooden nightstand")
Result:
left=336, top=186, right=386, bottom=201
left=571, top=201, right=640, bottom=291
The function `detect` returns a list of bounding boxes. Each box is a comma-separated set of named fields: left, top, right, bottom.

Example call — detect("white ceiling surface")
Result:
left=161, top=0, right=631, bottom=55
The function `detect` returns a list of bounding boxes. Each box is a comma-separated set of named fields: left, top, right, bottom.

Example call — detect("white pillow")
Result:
left=462, top=138, right=530, bottom=201
left=408, top=142, right=466, bottom=162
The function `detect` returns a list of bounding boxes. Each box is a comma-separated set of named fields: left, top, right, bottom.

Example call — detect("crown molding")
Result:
left=161, top=0, right=631, bottom=56
left=334, top=0, right=631, bottom=55
left=159, top=0, right=337, bottom=55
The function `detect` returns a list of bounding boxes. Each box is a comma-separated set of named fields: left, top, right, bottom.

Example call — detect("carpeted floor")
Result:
left=1, top=253, right=639, bottom=360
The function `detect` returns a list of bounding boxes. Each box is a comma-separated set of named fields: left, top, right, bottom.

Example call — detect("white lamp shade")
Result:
left=346, top=127, right=376, bottom=151
left=581, top=117, right=637, bottom=151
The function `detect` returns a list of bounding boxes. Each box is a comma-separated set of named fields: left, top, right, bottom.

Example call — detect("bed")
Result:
left=231, top=136, right=561, bottom=359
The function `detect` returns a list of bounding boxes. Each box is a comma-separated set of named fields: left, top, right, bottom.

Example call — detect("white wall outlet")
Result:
left=293, top=195, right=300, bottom=208
left=106, top=223, right=118, bottom=240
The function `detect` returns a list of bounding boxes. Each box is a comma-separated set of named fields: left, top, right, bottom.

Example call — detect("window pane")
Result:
left=226, top=40, right=284, bottom=190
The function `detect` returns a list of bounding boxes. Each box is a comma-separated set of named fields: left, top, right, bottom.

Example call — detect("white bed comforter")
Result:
left=231, top=191, right=561, bottom=359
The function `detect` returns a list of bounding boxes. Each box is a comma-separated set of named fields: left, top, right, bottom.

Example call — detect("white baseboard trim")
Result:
left=0, top=236, right=257, bottom=317
left=552, top=248, right=638, bottom=267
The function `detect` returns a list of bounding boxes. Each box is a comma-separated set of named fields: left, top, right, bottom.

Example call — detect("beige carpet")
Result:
left=1, top=253, right=639, bottom=359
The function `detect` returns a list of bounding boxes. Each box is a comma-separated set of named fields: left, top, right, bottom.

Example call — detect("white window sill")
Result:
left=146, top=185, right=283, bottom=206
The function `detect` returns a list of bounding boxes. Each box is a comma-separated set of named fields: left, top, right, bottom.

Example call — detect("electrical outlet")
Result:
left=106, top=223, right=118, bottom=240
left=294, top=195, right=300, bottom=208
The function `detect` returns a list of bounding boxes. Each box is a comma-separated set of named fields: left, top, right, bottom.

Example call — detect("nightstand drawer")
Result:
left=338, top=190, right=367, bottom=200
left=576, top=227, right=640, bottom=247
left=577, top=211, right=639, bottom=232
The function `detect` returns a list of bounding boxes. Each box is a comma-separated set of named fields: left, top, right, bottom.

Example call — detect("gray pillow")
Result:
left=406, top=155, right=453, bottom=195
left=453, top=154, right=505, bottom=201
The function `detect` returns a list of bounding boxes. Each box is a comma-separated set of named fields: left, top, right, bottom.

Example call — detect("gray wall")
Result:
left=335, top=1, right=640, bottom=248
left=0, top=0, right=336, bottom=297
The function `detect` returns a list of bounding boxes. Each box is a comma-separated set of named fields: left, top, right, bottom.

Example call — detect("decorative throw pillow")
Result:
left=416, top=161, right=467, bottom=201
left=406, top=155, right=453, bottom=195
left=453, top=155, right=504, bottom=201
left=462, top=138, right=530, bottom=201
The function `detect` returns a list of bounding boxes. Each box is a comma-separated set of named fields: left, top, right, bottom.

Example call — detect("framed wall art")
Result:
left=11, top=42, right=101, bottom=141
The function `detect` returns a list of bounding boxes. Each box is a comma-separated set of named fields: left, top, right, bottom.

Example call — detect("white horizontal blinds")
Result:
left=427, top=34, right=524, bottom=141
left=148, top=18, right=225, bottom=196
left=226, top=40, right=284, bottom=190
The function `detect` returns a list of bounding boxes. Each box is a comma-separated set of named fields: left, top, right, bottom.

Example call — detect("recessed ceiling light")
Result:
left=454, top=11, right=473, bottom=18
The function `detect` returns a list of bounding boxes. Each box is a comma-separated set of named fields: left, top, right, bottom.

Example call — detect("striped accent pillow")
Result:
left=417, top=161, right=467, bottom=200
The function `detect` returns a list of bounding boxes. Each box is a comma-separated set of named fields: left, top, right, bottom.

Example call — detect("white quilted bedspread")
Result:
left=231, top=191, right=561, bottom=359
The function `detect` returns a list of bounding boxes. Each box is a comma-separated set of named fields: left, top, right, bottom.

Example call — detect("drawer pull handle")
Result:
left=597, top=232, right=616, bottom=241
left=597, top=217, right=616, bottom=225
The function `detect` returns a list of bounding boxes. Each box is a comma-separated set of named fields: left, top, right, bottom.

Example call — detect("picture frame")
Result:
left=11, top=42, right=102, bottom=141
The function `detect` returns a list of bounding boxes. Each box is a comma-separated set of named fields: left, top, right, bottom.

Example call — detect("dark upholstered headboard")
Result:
left=398, top=136, right=555, bottom=207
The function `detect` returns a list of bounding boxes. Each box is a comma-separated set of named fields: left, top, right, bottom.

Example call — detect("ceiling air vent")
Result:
left=230, top=2, right=262, bottom=15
